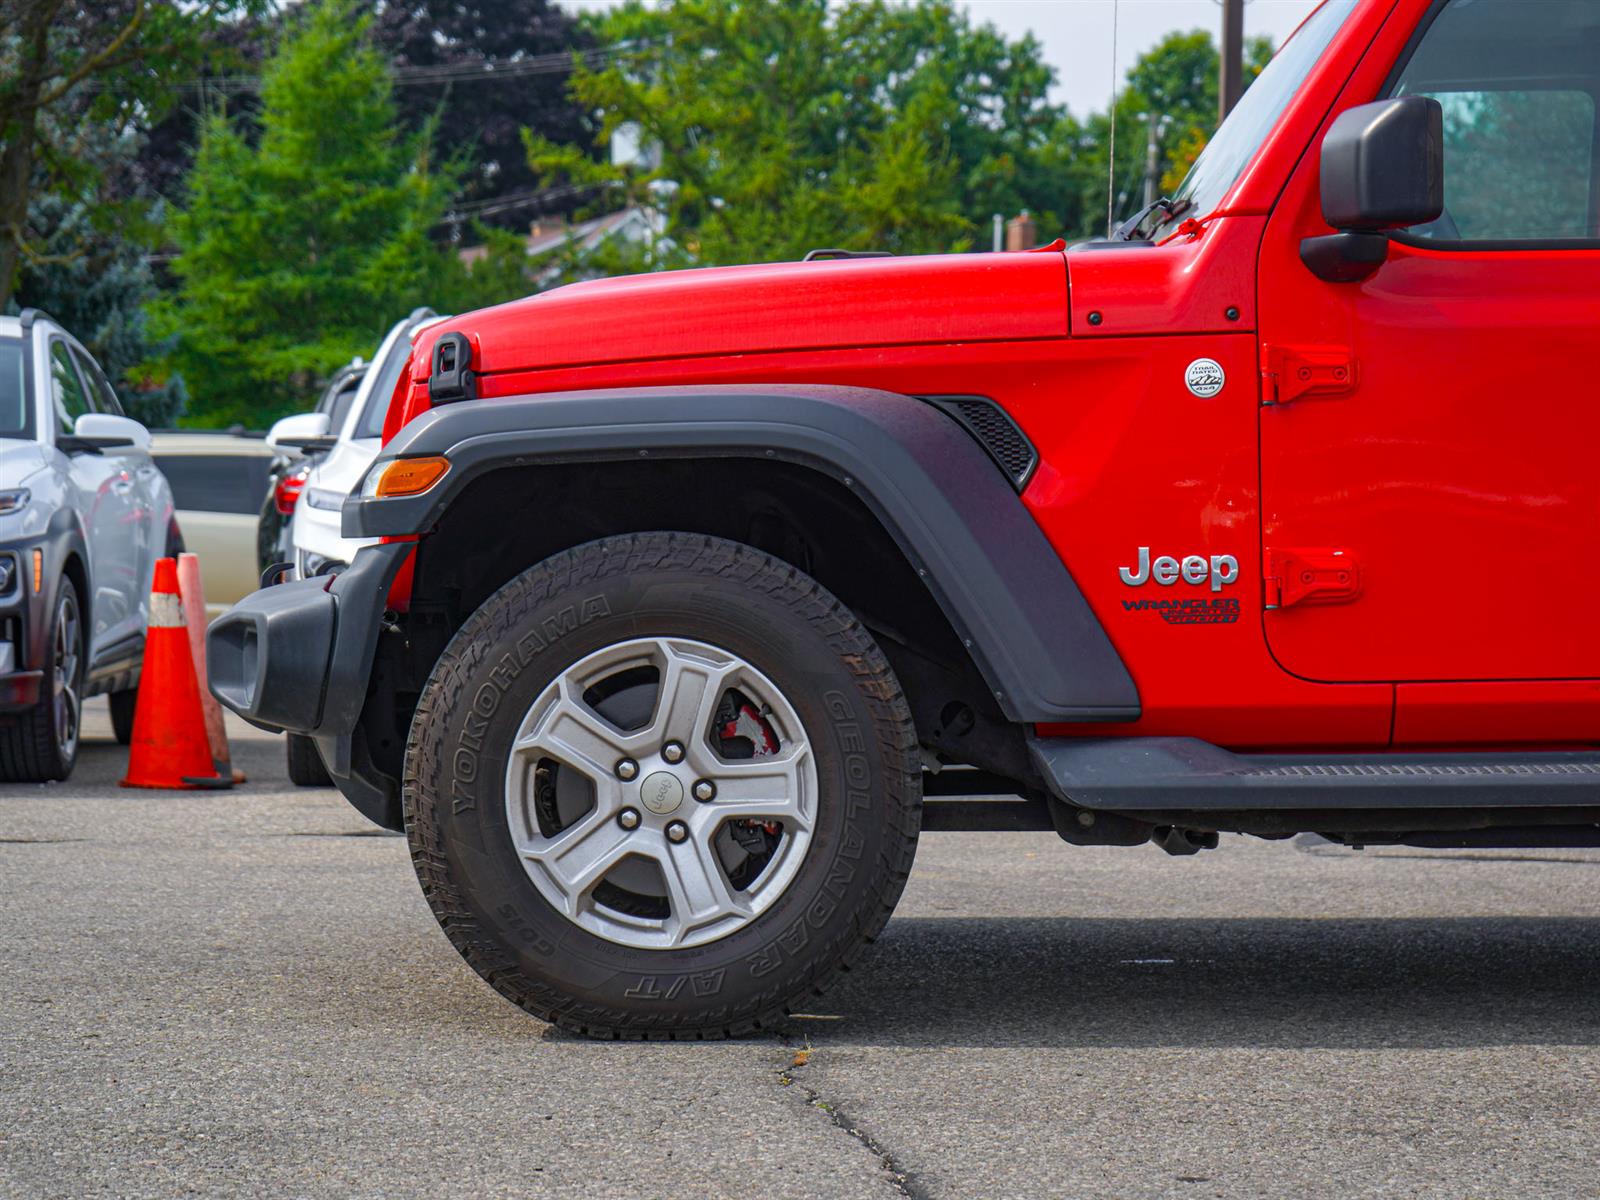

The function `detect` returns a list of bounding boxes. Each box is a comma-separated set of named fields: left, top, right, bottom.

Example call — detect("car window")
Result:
left=326, top=378, right=361, bottom=434
left=1393, top=0, right=1600, bottom=242
left=74, top=348, right=126, bottom=417
left=49, top=340, right=90, bottom=435
left=354, top=341, right=412, bottom=440
left=154, top=453, right=273, bottom=516
left=0, top=338, right=26, bottom=438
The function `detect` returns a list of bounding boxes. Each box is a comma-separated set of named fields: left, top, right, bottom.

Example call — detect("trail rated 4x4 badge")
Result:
left=1185, top=358, right=1226, bottom=398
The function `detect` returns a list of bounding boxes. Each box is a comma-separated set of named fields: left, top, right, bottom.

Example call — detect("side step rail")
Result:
left=1031, top=737, right=1600, bottom=811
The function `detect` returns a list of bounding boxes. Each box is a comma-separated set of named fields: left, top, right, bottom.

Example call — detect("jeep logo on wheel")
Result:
left=1120, top=547, right=1240, bottom=593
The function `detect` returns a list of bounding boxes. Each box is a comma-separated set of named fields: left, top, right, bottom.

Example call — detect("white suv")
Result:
left=0, top=310, right=178, bottom=781
left=268, top=309, right=445, bottom=579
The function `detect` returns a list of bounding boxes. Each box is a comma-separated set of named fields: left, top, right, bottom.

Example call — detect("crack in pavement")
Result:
left=0, top=837, right=87, bottom=844
left=777, top=1041, right=925, bottom=1200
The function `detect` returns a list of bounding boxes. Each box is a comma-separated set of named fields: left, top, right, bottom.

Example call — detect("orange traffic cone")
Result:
left=121, top=558, right=231, bottom=790
left=176, top=552, right=243, bottom=783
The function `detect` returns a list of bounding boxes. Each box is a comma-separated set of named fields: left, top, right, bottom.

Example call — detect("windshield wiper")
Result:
left=1112, top=196, right=1191, bottom=242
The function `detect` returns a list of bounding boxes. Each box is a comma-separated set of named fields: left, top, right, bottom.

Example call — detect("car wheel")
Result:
left=285, top=732, right=332, bottom=787
left=0, top=576, right=85, bottom=782
left=404, top=532, right=921, bottom=1039
left=109, top=688, right=137, bottom=745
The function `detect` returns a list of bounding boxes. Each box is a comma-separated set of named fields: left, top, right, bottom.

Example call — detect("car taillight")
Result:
left=275, top=467, right=309, bottom=515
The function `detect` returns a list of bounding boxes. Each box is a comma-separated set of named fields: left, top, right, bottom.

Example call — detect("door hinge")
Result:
left=1263, top=548, right=1362, bottom=610
left=1261, top=344, right=1358, bottom=405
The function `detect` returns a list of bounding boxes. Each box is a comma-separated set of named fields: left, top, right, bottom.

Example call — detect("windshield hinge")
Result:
left=428, top=332, right=477, bottom=405
left=1261, top=344, right=1358, bottom=406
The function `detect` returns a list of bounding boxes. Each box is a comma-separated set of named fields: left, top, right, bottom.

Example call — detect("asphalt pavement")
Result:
left=4, top=701, right=1599, bottom=1199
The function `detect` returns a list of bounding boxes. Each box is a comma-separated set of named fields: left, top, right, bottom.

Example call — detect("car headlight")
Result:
left=301, top=486, right=346, bottom=511
left=0, top=488, right=30, bottom=516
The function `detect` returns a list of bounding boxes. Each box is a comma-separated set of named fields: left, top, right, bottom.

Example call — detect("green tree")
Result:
left=526, top=0, right=1072, bottom=267
left=0, top=1, right=266, bottom=310
left=159, top=0, right=477, bottom=427
left=1063, top=31, right=1274, bottom=236
left=9, top=123, right=186, bottom=426
left=368, top=0, right=596, bottom=230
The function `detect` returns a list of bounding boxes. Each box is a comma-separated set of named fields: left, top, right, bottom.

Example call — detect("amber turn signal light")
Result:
left=374, top=456, right=450, bottom=498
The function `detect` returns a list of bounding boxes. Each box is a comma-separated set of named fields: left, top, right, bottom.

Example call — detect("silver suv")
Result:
left=0, top=310, right=179, bottom=781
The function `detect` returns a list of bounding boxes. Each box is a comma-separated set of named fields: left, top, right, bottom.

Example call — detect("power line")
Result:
left=445, top=181, right=602, bottom=221
left=82, top=44, right=631, bottom=95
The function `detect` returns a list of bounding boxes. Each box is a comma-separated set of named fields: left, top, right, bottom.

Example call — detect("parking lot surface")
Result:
left=4, top=704, right=1599, bottom=1199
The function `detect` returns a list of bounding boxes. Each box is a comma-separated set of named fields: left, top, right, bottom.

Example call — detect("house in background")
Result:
left=458, top=206, right=668, bottom=287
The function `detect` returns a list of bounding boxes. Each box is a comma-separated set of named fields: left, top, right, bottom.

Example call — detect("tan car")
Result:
left=149, top=431, right=277, bottom=616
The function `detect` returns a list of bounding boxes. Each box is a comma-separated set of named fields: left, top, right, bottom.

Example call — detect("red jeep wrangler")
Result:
left=209, top=0, right=1600, bottom=1038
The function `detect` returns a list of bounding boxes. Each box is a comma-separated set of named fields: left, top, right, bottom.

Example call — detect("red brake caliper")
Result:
left=720, top=703, right=782, bottom=835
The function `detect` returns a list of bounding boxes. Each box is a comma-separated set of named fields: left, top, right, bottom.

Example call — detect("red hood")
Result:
left=402, top=251, right=1067, bottom=421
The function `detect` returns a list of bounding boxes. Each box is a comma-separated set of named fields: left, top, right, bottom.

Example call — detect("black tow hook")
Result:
left=1154, top=826, right=1220, bottom=856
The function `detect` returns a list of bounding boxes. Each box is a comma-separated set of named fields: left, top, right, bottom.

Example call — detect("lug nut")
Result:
left=615, top=758, right=639, bottom=781
left=662, top=741, right=685, bottom=764
left=692, top=780, right=716, bottom=803
left=618, top=808, right=641, bottom=830
left=665, top=820, right=688, bottom=844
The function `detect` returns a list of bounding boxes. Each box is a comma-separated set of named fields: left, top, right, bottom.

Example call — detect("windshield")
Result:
left=0, top=339, right=28, bottom=439
left=326, top=377, right=363, bottom=434
left=1151, top=0, right=1359, bottom=238
left=340, top=313, right=436, bottom=443
left=355, top=330, right=417, bottom=440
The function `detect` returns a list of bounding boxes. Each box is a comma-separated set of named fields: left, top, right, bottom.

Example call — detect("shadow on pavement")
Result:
left=800, top=915, right=1600, bottom=1050
left=67, top=732, right=300, bottom=795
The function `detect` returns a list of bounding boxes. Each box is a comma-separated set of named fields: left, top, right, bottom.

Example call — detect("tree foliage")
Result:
left=528, top=1, right=1279, bottom=262
left=157, top=0, right=500, bottom=427
left=134, top=0, right=596, bottom=236
left=1058, top=31, right=1275, bottom=236
left=9, top=123, right=186, bottom=426
left=0, top=0, right=268, bottom=310
left=526, top=0, right=1075, bottom=266
left=369, top=0, right=595, bottom=230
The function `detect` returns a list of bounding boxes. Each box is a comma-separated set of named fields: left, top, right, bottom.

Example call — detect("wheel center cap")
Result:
left=639, top=770, right=685, bottom=815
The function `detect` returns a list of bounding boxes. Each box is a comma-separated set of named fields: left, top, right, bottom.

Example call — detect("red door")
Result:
left=1257, top=0, right=1600, bottom=685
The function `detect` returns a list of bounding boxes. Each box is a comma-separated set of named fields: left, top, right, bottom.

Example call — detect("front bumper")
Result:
left=0, top=540, right=46, bottom=712
left=206, top=541, right=411, bottom=824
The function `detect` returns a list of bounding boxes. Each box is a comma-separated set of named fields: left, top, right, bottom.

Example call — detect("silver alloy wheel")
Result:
left=52, top=587, right=81, bottom=761
left=505, top=637, right=817, bottom=949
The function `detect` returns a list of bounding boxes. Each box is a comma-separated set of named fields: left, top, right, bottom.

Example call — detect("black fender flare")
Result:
left=343, top=384, right=1139, bottom=723
left=34, top=507, right=90, bottom=671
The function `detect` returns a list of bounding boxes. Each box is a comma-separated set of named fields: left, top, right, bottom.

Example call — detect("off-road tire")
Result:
left=0, top=576, right=84, bottom=783
left=404, top=532, right=921, bottom=1039
left=285, top=732, right=332, bottom=787
left=109, top=689, right=137, bottom=745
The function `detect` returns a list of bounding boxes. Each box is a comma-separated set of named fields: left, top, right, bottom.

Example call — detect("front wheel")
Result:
left=285, top=733, right=332, bottom=787
left=404, top=533, right=921, bottom=1038
left=109, top=688, right=137, bottom=745
left=0, top=577, right=85, bottom=782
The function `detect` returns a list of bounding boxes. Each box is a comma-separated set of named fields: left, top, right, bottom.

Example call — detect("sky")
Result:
left=560, top=0, right=1324, bottom=119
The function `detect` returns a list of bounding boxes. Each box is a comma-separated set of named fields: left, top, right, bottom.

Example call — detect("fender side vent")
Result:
left=924, top=395, right=1038, bottom=491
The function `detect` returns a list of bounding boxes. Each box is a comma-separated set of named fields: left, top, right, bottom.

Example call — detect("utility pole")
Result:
left=1219, top=0, right=1245, bottom=122
left=1142, top=114, right=1163, bottom=209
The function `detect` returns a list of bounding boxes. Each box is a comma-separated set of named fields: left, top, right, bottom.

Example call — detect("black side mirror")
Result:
left=1302, top=96, right=1444, bottom=283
